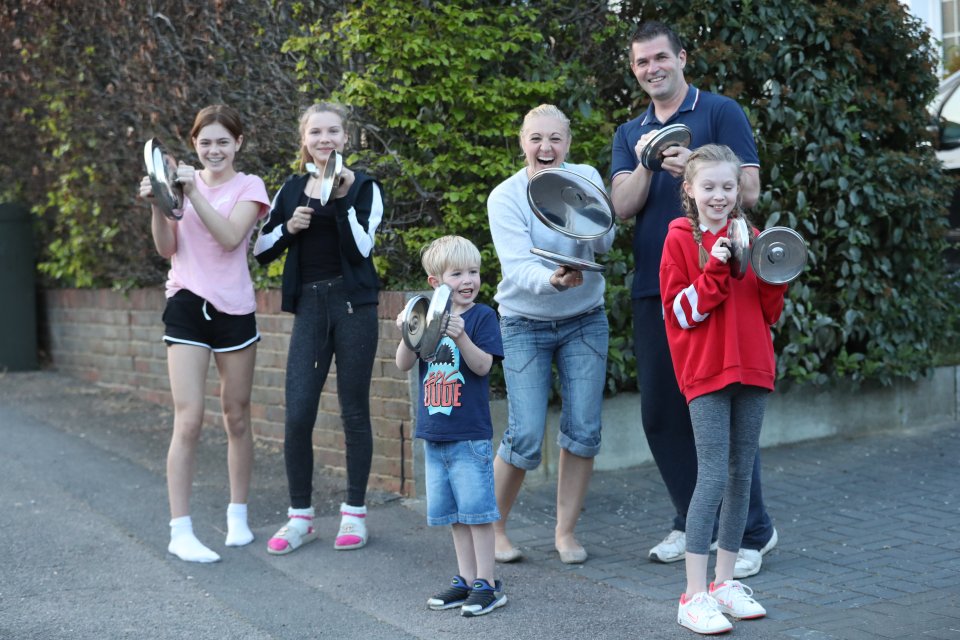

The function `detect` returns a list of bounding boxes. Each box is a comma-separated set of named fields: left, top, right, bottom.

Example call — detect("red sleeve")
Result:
left=748, top=225, right=787, bottom=325
left=757, top=280, right=787, bottom=326
left=660, top=233, right=731, bottom=331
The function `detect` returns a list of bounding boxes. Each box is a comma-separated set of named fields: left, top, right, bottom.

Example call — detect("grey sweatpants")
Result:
left=685, top=384, right=767, bottom=555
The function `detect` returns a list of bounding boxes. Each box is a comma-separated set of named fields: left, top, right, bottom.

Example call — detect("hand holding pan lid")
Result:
left=727, top=216, right=751, bottom=280
left=400, top=294, right=430, bottom=353
left=640, top=123, right=692, bottom=172
left=525, top=167, right=613, bottom=272
left=305, top=150, right=343, bottom=207
left=143, top=138, right=184, bottom=220
left=416, top=284, right=453, bottom=364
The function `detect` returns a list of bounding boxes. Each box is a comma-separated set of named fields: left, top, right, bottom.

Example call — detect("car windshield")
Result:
left=931, top=70, right=960, bottom=116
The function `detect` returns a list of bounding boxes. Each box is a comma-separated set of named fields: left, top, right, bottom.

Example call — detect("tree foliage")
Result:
left=632, top=0, right=956, bottom=385
left=285, top=0, right=638, bottom=392
left=0, top=0, right=336, bottom=287
left=2, top=0, right=956, bottom=389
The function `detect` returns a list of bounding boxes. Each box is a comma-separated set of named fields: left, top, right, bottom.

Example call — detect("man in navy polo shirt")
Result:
left=610, top=20, right=777, bottom=578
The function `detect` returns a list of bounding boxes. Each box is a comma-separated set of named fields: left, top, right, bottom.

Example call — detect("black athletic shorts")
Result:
left=162, top=289, right=260, bottom=352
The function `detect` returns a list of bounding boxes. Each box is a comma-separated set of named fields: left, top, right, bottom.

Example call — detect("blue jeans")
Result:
left=632, top=296, right=774, bottom=549
left=497, top=307, right=608, bottom=470
left=424, top=439, right=500, bottom=526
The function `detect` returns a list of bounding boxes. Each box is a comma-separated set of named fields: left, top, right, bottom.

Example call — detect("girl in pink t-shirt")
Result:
left=139, top=104, right=269, bottom=563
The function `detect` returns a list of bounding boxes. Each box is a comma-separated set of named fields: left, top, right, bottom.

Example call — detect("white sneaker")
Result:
left=650, top=530, right=686, bottom=563
left=733, top=528, right=778, bottom=579
left=710, top=580, right=766, bottom=619
left=650, top=530, right=718, bottom=563
left=677, top=592, right=733, bottom=635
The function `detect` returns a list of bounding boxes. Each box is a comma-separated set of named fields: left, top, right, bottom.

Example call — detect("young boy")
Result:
left=395, top=235, right=507, bottom=617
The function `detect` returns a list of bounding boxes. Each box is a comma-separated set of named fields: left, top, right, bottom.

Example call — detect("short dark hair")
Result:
left=629, top=21, right=683, bottom=58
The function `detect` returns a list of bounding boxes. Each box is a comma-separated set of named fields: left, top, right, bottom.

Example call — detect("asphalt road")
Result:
left=3, top=370, right=958, bottom=639
left=0, top=372, right=680, bottom=639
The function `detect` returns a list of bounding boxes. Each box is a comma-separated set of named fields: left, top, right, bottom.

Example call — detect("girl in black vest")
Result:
left=254, top=102, right=384, bottom=554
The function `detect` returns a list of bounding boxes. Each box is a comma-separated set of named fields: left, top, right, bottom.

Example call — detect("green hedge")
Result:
left=2, top=0, right=956, bottom=391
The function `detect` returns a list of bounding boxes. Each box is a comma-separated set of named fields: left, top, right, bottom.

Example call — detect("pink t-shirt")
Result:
left=165, top=172, right=269, bottom=315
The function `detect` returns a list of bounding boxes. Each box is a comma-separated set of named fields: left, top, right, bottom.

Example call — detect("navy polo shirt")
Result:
left=611, top=85, right=760, bottom=299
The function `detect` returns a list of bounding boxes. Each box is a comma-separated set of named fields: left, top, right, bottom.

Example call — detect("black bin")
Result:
left=0, top=203, right=38, bottom=370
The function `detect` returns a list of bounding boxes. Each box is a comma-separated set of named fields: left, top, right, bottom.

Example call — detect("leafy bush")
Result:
left=287, top=0, right=639, bottom=392
left=3, top=0, right=956, bottom=390
left=644, top=0, right=957, bottom=384
left=0, top=1, right=337, bottom=288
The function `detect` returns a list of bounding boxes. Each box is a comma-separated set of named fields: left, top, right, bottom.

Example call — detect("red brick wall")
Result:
left=41, top=288, right=417, bottom=496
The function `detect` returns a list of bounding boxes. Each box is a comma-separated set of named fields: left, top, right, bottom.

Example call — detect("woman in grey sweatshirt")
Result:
left=487, top=104, right=614, bottom=566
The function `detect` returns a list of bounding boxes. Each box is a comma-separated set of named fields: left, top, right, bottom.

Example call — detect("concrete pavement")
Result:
left=1, top=370, right=958, bottom=639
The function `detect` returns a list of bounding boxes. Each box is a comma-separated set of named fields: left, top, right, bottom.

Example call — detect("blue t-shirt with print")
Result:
left=415, top=303, right=504, bottom=442
left=611, top=85, right=760, bottom=299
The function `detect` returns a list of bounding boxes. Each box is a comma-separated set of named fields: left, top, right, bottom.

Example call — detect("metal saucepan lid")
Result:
left=401, top=294, right=430, bottom=353
left=526, top=168, right=614, bottom=240
left=143, top=138, right=184, bottom=220
left=306, top=150, right=343, bottom=207
left=530, top=247, right=605, bottom=273
left=750, top=226, right=808, bottom=284
left=418, top=284, right=453, bottom=363
left=727, top=217, right=751, bottom=280
left=640, top=123, right=692, bottom=172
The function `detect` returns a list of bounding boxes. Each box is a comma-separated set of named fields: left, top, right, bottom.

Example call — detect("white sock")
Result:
left=169, top=516, right=221, bottom=563
left=284, top=506, right=315, bottom=536
left=225, top=503, right=254, bottom=547
left=335, top=503, right=367, bottom=546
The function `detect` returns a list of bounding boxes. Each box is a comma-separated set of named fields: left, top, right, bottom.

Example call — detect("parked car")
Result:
left=928, top=69, right=960, bottom=265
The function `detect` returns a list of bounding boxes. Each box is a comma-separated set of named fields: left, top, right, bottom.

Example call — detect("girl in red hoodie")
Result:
left=659, top=144, right=787, bottom=635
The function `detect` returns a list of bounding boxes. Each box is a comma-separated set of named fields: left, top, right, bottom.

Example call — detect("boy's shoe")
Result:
left=677, top=592, right=733, bottom=635
left=334, top=503, right=367, bottom=550
left=427, top=575, right=471, bottom=610
left=710, top=580, right=766, bottom=619
left=461, top=579, right=507, bottom=617
left=650, top=530, right=719, bottom=563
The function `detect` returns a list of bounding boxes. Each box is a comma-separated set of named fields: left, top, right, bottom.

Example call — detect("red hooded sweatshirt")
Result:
left=659, top=217, right=787, bottom=403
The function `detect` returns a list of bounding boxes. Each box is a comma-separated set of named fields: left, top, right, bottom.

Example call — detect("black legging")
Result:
left=283, top=279, right=377, bottom=508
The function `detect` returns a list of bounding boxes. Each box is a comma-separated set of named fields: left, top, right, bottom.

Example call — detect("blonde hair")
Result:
left=680, top=144, right=751, bottom=269
left=297, top=102, right=351, bottom=172
left=519, top=104, right=571, bottom=144
left=420, top=235, right=482, bottom=279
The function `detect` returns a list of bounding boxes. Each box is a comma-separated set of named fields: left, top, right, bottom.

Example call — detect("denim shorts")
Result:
left=498, top=307, right=608, bottom=469
left=423, top=439, right=500, bottom=526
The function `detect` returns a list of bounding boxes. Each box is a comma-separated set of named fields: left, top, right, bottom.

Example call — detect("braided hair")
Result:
left=679, top=144, right=752, bottom=269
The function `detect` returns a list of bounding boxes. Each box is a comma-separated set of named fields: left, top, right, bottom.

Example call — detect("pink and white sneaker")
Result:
left=710, top=580, right=766, bottom=620
left=678, top=591, right=733, bottom=635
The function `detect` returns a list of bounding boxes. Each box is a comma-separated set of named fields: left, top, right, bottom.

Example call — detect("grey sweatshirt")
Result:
left=487, top=163, right=614, bottom=320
